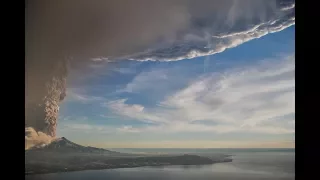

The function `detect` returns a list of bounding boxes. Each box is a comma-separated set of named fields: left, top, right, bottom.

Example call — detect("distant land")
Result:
left=25, top=137, right=232, bottom=175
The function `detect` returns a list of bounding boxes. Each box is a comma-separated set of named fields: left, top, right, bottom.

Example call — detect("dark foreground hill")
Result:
left=26, top=137, right=232, bottom=175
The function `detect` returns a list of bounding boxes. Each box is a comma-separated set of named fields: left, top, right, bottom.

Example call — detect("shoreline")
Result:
left=25, top=154, right=232, bottom=175
left=26, top=159, right=232, bottom=176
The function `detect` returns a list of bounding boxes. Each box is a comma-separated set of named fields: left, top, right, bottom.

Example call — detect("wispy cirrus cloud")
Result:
left=59, top=122, right=115, bottom=134
left=120, top=69, right=169, bottom=93
left=112, top=67, right=137, bottom=75
left=105, top=54, right=295, bottom=134
left=65, top=88, right=105, bottom=103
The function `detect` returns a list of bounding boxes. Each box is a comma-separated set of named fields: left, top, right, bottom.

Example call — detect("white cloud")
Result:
left=112, top=67, right=136, bottom=75
left=120, top=69, right=169, bottom=93
left=105, top=99, right=164, bottom=124
left=59, top=122, right=115, bottom=134
left=280, top=3, right=295, bottom=11
left=65, top=88, right=105, bottom=103
left=117, top=126, right=141, bottom=133
left=106, top=55, right=295, bottom=134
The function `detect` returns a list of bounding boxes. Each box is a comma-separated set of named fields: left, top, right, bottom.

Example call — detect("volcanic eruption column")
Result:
left=25, top=59, right=67, bottom=137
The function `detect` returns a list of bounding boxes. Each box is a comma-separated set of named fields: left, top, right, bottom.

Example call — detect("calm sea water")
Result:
left=26, top=148, right=295, bottom=180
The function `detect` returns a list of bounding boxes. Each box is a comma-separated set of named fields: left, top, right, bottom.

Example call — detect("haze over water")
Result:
left=26, top=148, right=294, bottom=180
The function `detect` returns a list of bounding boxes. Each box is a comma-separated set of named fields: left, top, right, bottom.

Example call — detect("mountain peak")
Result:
left=27, top=136, right=113, bottom=154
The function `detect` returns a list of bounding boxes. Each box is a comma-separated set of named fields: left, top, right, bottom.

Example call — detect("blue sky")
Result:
left=58, top=26, right=295, bottom=148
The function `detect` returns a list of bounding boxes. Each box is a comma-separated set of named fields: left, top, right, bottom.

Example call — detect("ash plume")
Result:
left=25, top=59, right=67, bottom=138
left=25, top=0, right=295, bottom=146
left=25, top=127, right=56, bottom=150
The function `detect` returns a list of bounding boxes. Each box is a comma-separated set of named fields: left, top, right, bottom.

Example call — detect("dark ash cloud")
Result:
left=25, top=0, right=295, bottom=146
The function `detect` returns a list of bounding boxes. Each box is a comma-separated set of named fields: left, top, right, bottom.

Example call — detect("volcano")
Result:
left=28, top=137, right=115, bottom=154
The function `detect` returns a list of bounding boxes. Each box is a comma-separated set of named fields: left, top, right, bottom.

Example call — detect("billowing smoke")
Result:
left=25, top=0, right=295, bottom=148
left=25, top=127, right=55, bottom=150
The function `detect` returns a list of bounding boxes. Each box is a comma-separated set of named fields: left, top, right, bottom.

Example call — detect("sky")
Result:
left=58, top=25, right=295, bottom=149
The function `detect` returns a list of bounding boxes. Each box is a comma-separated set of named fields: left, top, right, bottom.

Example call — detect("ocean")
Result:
left=26, top=148, right=295, bottom=180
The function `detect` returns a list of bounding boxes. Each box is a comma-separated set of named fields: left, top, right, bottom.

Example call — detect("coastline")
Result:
left=25, top=154, right=232, bottom=175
